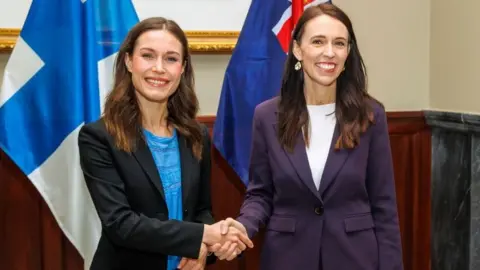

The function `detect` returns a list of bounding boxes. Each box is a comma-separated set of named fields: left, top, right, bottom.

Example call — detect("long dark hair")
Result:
left=278, top=3, right=377, bottom=152
left=103, top=17, right=203, bottom=159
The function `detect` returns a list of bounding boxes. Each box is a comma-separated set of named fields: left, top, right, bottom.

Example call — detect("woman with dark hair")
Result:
left=78, top=17, right=253, bottom=270
left=216, top=3, right=404, bottom=270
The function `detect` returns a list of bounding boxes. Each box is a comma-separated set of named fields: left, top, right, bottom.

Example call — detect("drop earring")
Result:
left=294, top=61, right=302, bottom=70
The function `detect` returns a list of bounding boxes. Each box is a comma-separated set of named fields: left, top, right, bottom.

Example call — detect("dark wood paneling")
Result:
left=0, top=112, right=431, bottom=270
left=386, top=112, right=431, bottom=270
left=41, top=203, right=63, bottom=270
left=0, top=151, right=43, bottom=270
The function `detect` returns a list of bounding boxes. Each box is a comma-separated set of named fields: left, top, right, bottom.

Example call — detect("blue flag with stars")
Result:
left=0, top=1, right=138, bottom=268
left=212, top=0, right=330, bottom=185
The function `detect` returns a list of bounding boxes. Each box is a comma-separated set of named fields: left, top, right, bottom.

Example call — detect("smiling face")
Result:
left=293, top=14, right=350, bottom=88
left=125, top=29, right=185, bottom=104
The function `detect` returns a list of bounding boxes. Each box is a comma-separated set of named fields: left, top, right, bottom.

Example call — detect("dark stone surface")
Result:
left=425, top=110, right=480, bottom=270
left=430, top=128, right=470, bottom=270
left=470, top=135, right=480, bottom=270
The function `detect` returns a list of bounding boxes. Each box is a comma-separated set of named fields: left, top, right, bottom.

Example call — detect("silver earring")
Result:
left=294, top=61, right=302, bottom=70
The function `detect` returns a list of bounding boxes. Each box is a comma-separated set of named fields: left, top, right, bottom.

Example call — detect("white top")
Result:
left=305, top=103, right=336, bottom=190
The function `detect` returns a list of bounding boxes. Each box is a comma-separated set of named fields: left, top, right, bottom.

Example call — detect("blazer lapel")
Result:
left=133, top=139, right=166, bottom=201
left=318, top=125, right=350, bottom=198
left=177, top=133, right=193, bottom=206
left=274, top=123, right=322, bottom=202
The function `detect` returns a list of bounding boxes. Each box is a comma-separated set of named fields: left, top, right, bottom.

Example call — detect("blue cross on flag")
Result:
left=0, top=1, right=138, bottom=268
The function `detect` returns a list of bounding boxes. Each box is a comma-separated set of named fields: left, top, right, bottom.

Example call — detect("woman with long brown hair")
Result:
left=78, top=17, right=252, bottom=270
left=217, top=3, right=403, bottom=270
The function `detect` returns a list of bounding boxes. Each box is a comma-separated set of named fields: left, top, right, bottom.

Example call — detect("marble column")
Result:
left=425, top=111, right=480, bottom=270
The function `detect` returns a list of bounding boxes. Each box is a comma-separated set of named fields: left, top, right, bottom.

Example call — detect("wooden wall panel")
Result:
left=0, top=151, right=42, bottom=270
left=387, top=112, right=431, bottom=270
left=0, top=112, right=431, bottom=270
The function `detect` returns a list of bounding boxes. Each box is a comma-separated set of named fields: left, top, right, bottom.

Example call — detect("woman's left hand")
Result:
left=177, top=243, right=208, bottom=270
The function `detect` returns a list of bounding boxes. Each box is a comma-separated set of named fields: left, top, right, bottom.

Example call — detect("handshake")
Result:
left=203, top=217, right=254, bottom=260
left=178, top=218, right=254, bottom=269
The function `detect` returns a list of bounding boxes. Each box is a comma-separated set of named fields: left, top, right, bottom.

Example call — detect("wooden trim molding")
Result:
left=197, top=116, right=216, bottom=129
left=0, top=28, right=239, bottom=54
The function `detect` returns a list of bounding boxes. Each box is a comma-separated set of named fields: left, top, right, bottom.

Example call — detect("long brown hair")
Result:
left=103, top=17, right=203, bottom=159
left=278, top=3, right=377, bottom=152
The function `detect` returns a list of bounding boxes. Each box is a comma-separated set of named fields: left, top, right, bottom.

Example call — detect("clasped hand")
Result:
left=206, top=218, right=254, bottom=261
left=177, top=218, right=253, bottom=269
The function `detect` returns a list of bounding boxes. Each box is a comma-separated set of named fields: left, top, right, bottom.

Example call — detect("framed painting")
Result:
left=0, top=28, right=17, bottom=53
left=0, top=28, right=239, bottom=54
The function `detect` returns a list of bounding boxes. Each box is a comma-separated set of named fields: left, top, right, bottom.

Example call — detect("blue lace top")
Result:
left=143, top=128, right=183, bottom=270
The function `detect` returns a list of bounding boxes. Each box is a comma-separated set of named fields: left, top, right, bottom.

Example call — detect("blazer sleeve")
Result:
left=193, top=125, right=217, bottom=265
left=193, top=125, right=215, bottom=225
left=78, top=123, right=204, bottom=259
left=236, top=107, right=274, bottom=239
left=366, top=106, right=404, bottom=270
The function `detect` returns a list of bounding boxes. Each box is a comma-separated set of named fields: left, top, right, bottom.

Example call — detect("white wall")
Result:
left=0, top=0, right=251, bottom=30
left=10, top=0, right=476, bottom=115
left=429, top=0, right=480, bottom=114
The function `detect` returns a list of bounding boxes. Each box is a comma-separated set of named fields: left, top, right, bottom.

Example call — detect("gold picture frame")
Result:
left=0, top=28, right=239, bottom=54
left=0, top=28, right=18, bottom=53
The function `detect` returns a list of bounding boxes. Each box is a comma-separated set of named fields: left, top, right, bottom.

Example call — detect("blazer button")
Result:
left=314, top=206, right=324, bottom=215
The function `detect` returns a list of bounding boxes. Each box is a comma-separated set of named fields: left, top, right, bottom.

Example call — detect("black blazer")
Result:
left=78, top=119, right=216, bottom=270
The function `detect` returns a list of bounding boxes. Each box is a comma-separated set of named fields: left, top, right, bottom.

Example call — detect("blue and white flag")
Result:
left=0, top=1, right=138, bottom=268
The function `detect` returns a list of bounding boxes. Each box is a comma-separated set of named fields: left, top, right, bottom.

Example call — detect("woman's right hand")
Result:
left=203, top=219, right=252, bottom=244
left=202, top=218, right=253, bottom=260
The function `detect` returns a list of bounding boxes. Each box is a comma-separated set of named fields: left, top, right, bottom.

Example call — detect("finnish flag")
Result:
left=0, top=1, right=138, bottom=268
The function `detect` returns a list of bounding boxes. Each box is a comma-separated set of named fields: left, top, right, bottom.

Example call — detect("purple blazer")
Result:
left=237, top=97, right=403, bottom=270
